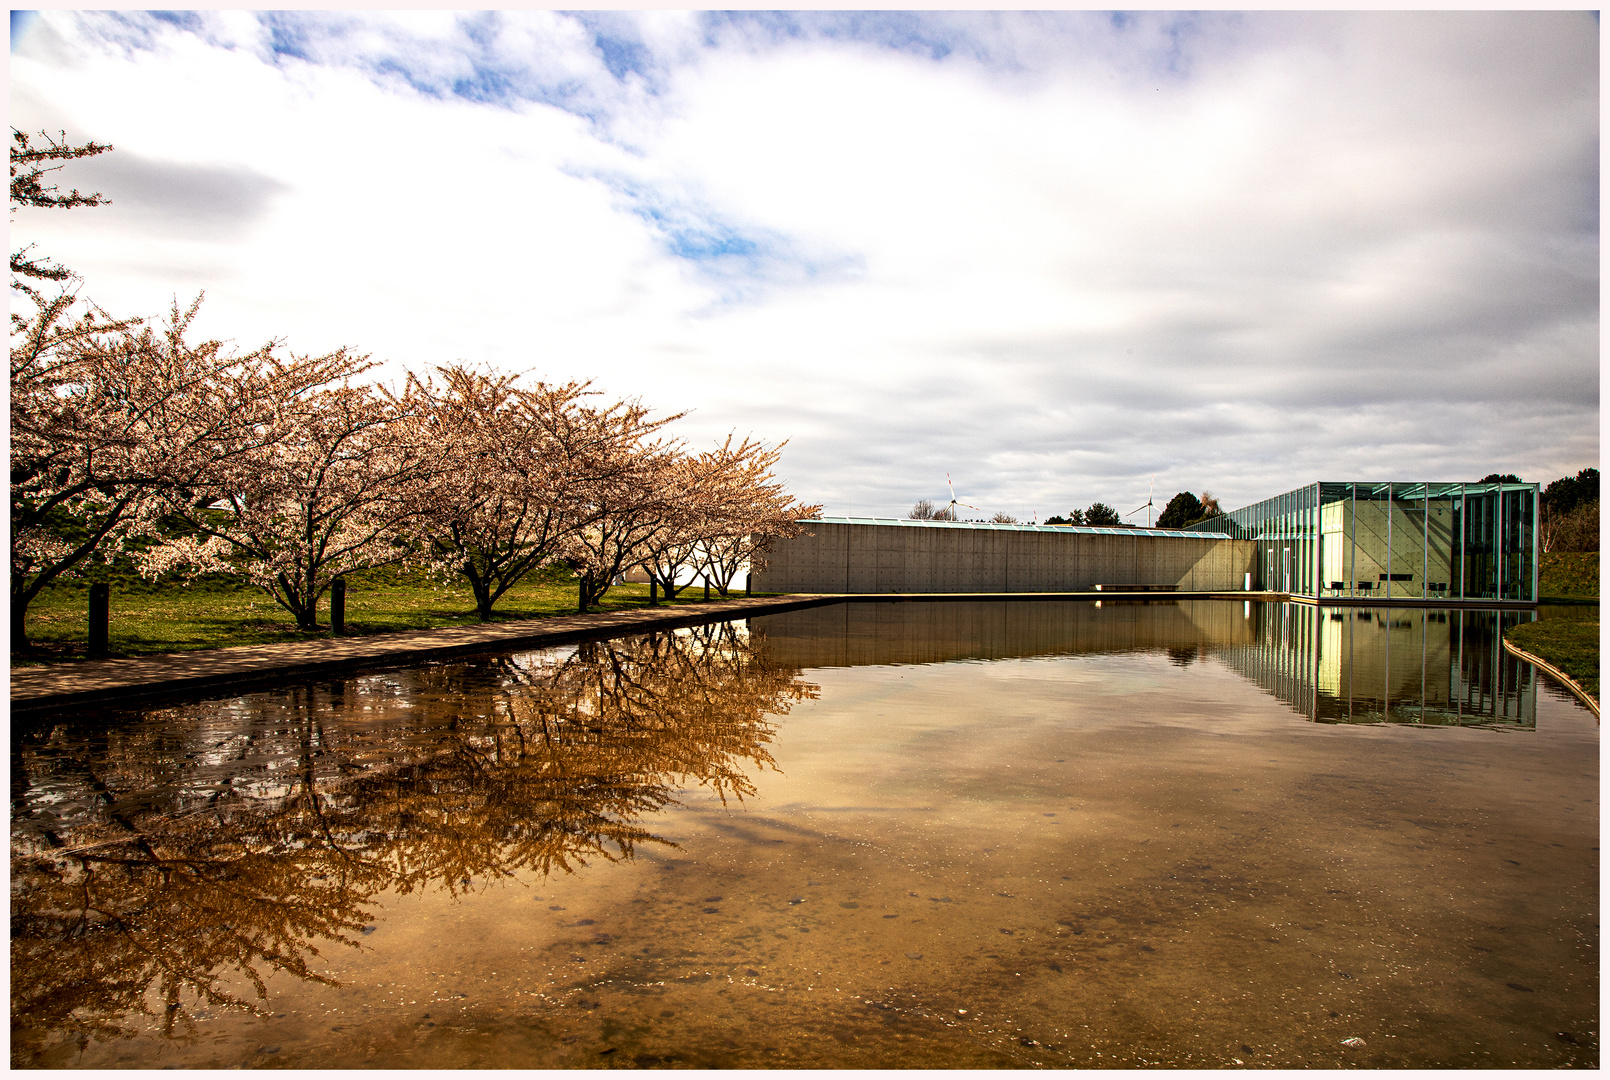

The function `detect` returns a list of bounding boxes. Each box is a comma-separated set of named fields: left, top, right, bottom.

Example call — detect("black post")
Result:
left=649, top=579, right=659, bottom=606
left=578, top=577, right=587, bottom=613
left=87, top=582, right=109, bottom=659
left=703, top=577, right=711, bottom=602
left=330, top=577, right=346, bottom=636
left=745, top=573, right=752, bottom=597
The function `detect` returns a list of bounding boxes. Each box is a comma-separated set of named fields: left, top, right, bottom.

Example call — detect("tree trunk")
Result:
left=471, top=576, right=494, bottom=622
left=273, top=573, right=324, bottom=632
left=8, top=492, right=137, bottom=657
left=284, top=591, right=321, bottom=631
left=329, top=578, right=345, bottom=636
left=12, top=601, right=31, bottom=653
left=581, top=573, right=611, bottom=611
left=88, top=582, right=110, bottom=657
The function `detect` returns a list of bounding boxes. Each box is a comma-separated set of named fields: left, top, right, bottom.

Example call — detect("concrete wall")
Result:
left=752, top=522, right=1257, bottom=594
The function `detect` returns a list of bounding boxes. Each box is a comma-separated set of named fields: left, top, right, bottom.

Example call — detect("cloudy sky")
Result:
left=9, top=10, right=1599, bottom=520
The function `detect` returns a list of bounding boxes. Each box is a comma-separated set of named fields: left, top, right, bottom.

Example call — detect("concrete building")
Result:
left=749, top=517, right=1257, bottom=594
left=750, top=478, right=1540, bottom=604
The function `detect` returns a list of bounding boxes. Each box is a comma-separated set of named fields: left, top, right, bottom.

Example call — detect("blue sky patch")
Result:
left=702, top=10, right=960, bottom=62
left=10, top=10, right=39, bottom=50
left=259, top=13, right=313, bottom=62
left=591, top=30, right=651, bottom=82
left=606, top=178, right=863, bottom=304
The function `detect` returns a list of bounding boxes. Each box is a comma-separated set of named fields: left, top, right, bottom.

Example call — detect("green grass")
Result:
left=1507, top=607, right=1600, bottom=703
left=16, top=564, right=764, bottom=666
left=1540, top=550, right=1599, bottom=600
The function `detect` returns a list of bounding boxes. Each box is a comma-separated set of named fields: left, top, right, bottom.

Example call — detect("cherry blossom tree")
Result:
left=631, top=438, right=821, bottom=601
left=566, top=420, right=688, bottom=612
left=10, top=294, right=356, bottom=648
left=410, top=365, right=659, bottom=621
left=11, top=127, right=113, bottom=283
left=635, top=451, right=718, bottom=602
left=691, top=437, right=821, bottom=595
left=140, top=377, right=440, bottom=631
left=598, top=435, right=822, bottom=603
left=10, top=292, right=138, bottom=645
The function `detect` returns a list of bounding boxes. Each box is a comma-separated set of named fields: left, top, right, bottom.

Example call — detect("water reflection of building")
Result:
left=1212, top=603, right=1537, bottom=727
left=754, top=599, right=1255, bottom=669
left=753, top=599, right=1538, bottom=729
left=1186, top=480, right=1539, bottom=602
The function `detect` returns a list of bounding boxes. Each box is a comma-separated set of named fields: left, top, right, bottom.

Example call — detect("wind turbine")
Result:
left=945, top=474, right=986, bottom=521
left=1127, top=476, right=1155, bottom=527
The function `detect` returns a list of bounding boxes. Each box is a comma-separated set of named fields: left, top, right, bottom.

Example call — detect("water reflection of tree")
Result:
left=11, top=622, right=815, bottom=1060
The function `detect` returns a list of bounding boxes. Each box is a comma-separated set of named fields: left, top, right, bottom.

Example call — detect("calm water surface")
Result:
left=11, top=601, right=1598, bottom=1068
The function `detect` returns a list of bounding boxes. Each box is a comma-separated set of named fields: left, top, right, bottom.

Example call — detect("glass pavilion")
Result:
left=1186, top=481, right=1539, bottom=602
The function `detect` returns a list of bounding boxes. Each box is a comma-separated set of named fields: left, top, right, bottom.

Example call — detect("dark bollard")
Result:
left=745, top=573, right=752, bottom=597
left=578, top=578, right=587, bottom=613
left=649, top=579, right=659, bottom=606
left=330, top=577, right=346, bottom=636
left=87, top=582, right=109, bottom=658
left=703, top=578, right=710, bottom=602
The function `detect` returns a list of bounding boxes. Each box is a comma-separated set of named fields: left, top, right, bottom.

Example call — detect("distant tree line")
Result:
left=1539, top=468, right=1598, bottom=553
left=1044, top=503, right=1122, bottom=527
left=1479, top=471, right=1596, bottom=552
left=908, top=499, right=1017, bottom=524
left=10, top=129, right=820, bottom=649
left=1041, top=491, right=1219, bottom=529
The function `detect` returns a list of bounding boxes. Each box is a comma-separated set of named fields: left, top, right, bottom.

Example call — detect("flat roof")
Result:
left=1187, top=478, right=1543, bottom=529
left=799, top=516, right=1231, bottom=539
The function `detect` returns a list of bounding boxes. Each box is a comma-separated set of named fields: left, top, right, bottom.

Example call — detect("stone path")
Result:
left=10, top=594, right=841, bottom=713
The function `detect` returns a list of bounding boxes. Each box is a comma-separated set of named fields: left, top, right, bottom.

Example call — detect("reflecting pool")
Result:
left=11, top=601, right=1598, bottom=1068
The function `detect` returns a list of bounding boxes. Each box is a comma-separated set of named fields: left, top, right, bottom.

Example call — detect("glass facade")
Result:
left=1187, top=480, right=1539, bottom=602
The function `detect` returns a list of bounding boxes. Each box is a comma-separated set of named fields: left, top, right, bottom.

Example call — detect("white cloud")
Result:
left=9, top=10, right=1597, bottom=521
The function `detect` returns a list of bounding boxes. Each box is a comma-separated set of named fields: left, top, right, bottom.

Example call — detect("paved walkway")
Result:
left=11, top=595, right=841, bottom=713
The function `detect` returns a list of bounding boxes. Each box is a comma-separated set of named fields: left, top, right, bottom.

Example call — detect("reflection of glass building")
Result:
left=1187, top=481, right=1539, bottom=602
left=751, top=599, right=1547, bottom=730
left=1214, top=602, right=1537, bottom=727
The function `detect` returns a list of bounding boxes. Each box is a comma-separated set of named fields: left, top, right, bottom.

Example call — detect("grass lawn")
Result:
left=1540, top=550, right=1599, bottom=601
left=1508, top=605, right=1600, bottom=704
left=15, top=565, right=760, bottom=666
